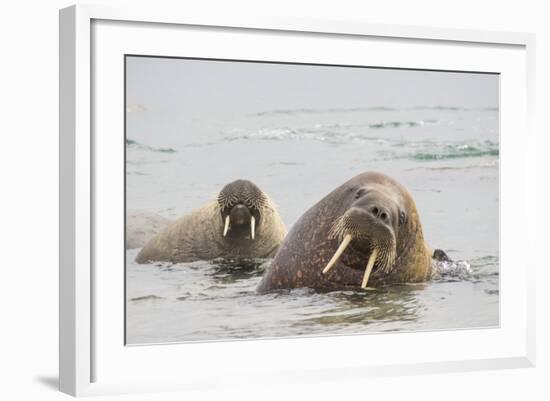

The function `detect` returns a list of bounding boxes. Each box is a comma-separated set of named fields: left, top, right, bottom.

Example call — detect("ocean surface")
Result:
left=125, top=106, right=499, bottom=344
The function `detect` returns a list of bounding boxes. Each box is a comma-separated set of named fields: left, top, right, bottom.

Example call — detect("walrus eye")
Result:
left=399, top=211, right=407, bottom=226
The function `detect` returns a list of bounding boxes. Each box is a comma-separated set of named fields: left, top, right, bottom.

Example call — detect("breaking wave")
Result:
left=222, top=126, right=499, bottom=162
left=368, top=120, right=437, bottom=129
left=409, top=141, right=499, bottom=161
left=223, top=119, right=438, bottom=144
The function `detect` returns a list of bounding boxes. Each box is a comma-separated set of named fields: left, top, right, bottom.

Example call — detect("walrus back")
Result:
left=257, top=190, right=347, bottom=292
left=126, top=210, right=172, bottom=249
left=135, top=202, right=220, bottom=263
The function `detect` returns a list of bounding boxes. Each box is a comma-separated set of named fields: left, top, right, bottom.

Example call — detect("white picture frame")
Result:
left=59, top=4, right=536, bottom=397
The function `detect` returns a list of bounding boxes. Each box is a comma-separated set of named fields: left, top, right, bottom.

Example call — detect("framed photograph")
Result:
left=59, top=4, right=536, bottom=396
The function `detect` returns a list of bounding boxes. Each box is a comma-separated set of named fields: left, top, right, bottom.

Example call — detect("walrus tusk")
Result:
left=361, top=248, right=378, bottom=289
left=251, top=216, right=255, bottom=240
left=322, top=234, right=352, bottom=274
left=223, top=215, right=230, bottom=237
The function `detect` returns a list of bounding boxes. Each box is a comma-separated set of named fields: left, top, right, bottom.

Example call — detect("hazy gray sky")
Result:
left=126, top=56, right=498, bottom=116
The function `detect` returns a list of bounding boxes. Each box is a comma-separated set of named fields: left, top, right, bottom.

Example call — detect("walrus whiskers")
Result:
left=373, top=238, right=396, bottom=274
left=251, top=216, right=255, bottom=240
left=361, top=248, right=378, bottom=289
left=322, top=234, right=352, bottom=274
left=223, top=215, right=230, bottom=237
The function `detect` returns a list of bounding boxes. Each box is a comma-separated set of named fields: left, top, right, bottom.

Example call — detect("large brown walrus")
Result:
left=257, top=172, right=442, bottom=293
left=136, top=180, right=287, bottom=264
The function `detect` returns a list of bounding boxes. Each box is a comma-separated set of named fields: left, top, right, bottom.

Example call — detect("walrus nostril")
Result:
left=369, top=205, right=389, bottom=222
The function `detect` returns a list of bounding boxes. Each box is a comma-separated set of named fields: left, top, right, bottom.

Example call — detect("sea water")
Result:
left=125, top=106, right=499, bottom=344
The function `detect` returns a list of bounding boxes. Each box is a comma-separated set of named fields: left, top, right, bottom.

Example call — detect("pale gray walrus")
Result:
left=257, top=172, right=448, bottom=293
left=126, top=210, right=172, bottom=249
left=135, top=180, right=287, bottom=263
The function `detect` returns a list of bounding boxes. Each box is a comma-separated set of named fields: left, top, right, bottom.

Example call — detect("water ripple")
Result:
left=253, top=106, right=498, bottom=116
left=127, top=139, right=176, bottom=153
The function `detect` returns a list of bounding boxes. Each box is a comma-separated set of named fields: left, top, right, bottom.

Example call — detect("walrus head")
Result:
left=217, top=180, right=268, bottom=240
left=323, top=183, right=409, bottom=288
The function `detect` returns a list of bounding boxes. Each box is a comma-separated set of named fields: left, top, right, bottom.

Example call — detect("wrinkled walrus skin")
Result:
left=257, top=172, right=434, bottom=293
left=136, top=180, right=287, bottom=264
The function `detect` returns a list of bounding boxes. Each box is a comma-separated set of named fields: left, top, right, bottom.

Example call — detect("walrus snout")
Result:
left=343, top=206, right=393, bottom=239
left=367, top=204, right=390, bottom=223
left=222, top=204, right=257, bottom=240
left=348, top=205, right=390, bottom=223
left=323, top=204, right=398, bottom=287
left=230, top=204, right=252, bottom=225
